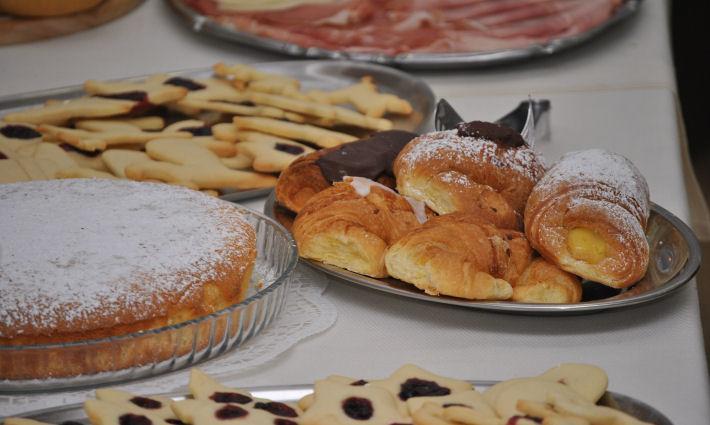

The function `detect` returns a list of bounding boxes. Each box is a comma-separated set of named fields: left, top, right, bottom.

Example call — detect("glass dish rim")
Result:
left=0, top=202, right=299, bottom=352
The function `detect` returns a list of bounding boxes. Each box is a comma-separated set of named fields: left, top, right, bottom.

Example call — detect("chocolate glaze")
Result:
left=164, top=77, right=206, bottom=91
left=275, top=143, right=305, bottom=155
left=60, top=143, right=101, bottom=158
left=96, top=91, right=148, bottom=102
left=456, top=121, right=524, bottom=148
left=1, top=124, right=42, bottom=139
left=182, top=126, right=212, bottom=136
left=316, top=130, right=417, bottom=183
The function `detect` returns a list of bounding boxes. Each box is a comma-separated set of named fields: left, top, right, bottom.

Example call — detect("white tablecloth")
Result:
left=2, top=0, right=708, bottom=423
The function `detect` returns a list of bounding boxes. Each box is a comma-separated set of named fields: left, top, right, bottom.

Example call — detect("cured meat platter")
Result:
left=169, top=0, right=643, bottom=69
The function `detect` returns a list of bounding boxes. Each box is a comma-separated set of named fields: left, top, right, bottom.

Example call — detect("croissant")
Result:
left=384, top=213, right=533, bottom=300
left=512, top=258, right=582, bottom=303
left=293, top=177, right=429, bottom=278
left=393, top=122, right=546, bottom=230
left=275, top=130, right=417, bottom=213
left=524, top=149, right=650, bottom=288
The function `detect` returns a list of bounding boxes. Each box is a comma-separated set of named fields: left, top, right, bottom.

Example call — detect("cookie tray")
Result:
left=265, top=193, right=701, bottom=316
left=0, top=206, right=298, bottom=393
left=0, top=60, right=435, bottom=201
left=11, top=382, right=672, bottom=425
left=169, top=0, right=642, bottom=70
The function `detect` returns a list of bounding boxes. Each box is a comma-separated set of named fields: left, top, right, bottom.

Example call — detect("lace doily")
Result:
left=1, top=265, right=336, bottom=417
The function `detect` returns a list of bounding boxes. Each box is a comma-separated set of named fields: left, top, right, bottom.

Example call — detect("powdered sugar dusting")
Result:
left=0, top=179, right=253, bottom=338
left=400, top=129, right=546, bottom=181
left=536, top=149, right=650, bottom=223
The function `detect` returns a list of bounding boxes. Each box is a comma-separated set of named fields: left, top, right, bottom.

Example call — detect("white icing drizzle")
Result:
left=344, top=176, right=428, bottom=224
left=0, top=179, right=253, bottom=337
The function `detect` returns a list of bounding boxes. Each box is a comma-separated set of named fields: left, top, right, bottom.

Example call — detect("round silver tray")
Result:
left=169, top=0, right=643, bottom=70
left=264, top=192, right=701, bottom=315
left=16, top=382, right=672, bottom=425
left=0, top=206, right=298, bottom=393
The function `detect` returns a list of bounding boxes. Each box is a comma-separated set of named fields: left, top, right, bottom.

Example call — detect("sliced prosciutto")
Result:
left=184, top=0, right=626, bottom=55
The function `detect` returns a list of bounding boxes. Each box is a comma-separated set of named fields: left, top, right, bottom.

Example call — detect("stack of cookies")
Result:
left=0, top=63, right=413, bottom=196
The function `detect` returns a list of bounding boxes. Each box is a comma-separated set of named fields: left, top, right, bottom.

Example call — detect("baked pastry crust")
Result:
left=393, top=124, right=546, bottom=229
left=293, top=178, right=427, bottom=278
left=524, top=149, right=650, bottom=288
left=384, top=213, right=533, bottom=300
left=0, top=179, right=256, bottom=380
left=512, top=258, right=582, bottom=304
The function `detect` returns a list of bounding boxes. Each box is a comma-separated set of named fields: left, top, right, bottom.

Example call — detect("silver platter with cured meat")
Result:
left=168, top=0, right=643, bottom=70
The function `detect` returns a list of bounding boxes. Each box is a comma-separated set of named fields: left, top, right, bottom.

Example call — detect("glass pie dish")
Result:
left=0, top=206, right=298, bottom=393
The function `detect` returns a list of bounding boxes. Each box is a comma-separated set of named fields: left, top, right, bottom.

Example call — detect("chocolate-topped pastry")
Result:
left=456, top=120, right=525, bottom=148
left=316, top=130, right=417, bottom=183
left=275, top=130, right=418, bottom=214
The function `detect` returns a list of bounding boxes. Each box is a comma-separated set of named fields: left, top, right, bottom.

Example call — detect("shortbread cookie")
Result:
left=85, top=399, right=175, bottom=425
left=221, top=152, right=253, bottom=170
left=75, top=116, right=165, bottom=131
left=492, top=379, right=588, bottom=421
left=0, top=159, right=31, bottom=183
left=125, top=159, right=276, bottom=190
left=298, top=375, right=367, bottom=411
left=102, top=149, right=154, bottom=178
left=3, top=97, right=138, bottom=126
left=172, top=399, right=300, bottom=425
left=235, top=131, right=314, bottom=172
left=146, top=139, right=230, bottom=167
left=545, top=393, right=651, bottom=425
left=0, top=123, right=44, bottom=156
left=411, top=402, right=504, bottom=425
left=18, top=142, right=76, bottom=169
left=39, top=124, right=191, bottom=152
left=234, top=117, right=357, bottom=148
left=189, top=368, right=255, bottom=404
left=370, top=364, right=472, bottom=413
left=60, top=143, right=110, bottom=171
left=56, top=167, right=117, bottom=180
left=159, top=122, right=237, bottom=157
left=308, top=77, right=413, bottom=118
left=212, top=123, right=239, bottom=143
left=301, top=379, right=406, bottom=425
left=538, top=364, right=608, bottom=403
left=244, top=91, right=393, bottom=131
left=213, top=63, right=301, bottom=96
left=84, top=78, right=188, bottom=105
left=406, top=390, right=496, bottom=418
left=95, top=389, right=177, bottom=421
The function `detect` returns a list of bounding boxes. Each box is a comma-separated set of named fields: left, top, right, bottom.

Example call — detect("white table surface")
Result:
left=2, top=0, right=709, bottom=423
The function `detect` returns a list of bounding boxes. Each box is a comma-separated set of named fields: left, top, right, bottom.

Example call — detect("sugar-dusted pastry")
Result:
left=0, top=179, right=256, bottom=380
left=276, top=130, right=417, bottom=213
left=293, top=177, right=429, bottom=278
left=524, top=149, right=650, bottom=288
left=511, top=258, right=582, bottom=304
left=384, top=213, right=533, bottom=300
left=393, top=121, right=546, bottom=229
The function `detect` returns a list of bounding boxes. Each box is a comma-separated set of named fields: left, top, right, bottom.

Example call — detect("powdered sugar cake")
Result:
left=0, top=179, right=257, bottom=379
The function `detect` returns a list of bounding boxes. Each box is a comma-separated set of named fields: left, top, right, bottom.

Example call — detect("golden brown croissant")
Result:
left=512, top=258, right=582, bottom=303
left=275, top=148, right=332, bottom=213
left=393, top=122, right=546, bottom=230
left=384, top=213, right=533, bottom=300
left=275, top=130, right=417, bottom=213
left=524, top=149, right=650, bottom=288
left=293, top=177, right=429, bottom=278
